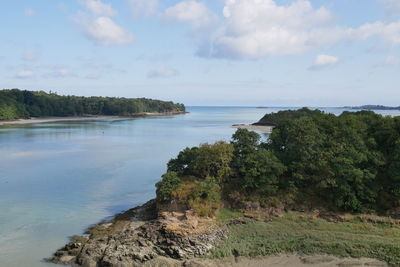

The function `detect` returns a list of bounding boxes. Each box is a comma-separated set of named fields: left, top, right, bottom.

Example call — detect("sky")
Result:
left=1, top=0, right=400, bottom=106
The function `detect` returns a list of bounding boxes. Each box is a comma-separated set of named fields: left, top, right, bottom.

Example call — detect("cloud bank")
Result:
left=164, top=0, right=400, bottom=60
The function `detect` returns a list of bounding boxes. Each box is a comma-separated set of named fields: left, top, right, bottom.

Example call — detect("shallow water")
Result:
left=0, top=106, right=399, bottom=267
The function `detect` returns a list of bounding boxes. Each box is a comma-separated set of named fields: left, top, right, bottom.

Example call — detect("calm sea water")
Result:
left=1, top=106, right=400, bottom=267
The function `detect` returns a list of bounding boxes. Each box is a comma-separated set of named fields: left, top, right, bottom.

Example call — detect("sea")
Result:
left=1, top=106, right=400, bottom=267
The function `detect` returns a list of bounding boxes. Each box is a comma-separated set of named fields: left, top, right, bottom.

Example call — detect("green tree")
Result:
left=156, top=172, right=181, bottom=202
left=168, top=142, right=234, bottom=182
left=231, top=129, right=285, bottom=196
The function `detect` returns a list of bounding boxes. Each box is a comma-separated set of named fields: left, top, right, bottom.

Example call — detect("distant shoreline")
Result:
left=232, top=124, right=274, bottom=133
left=0, top=111, right=188, bottom=126
left=340, top=105, right=400, bottom=110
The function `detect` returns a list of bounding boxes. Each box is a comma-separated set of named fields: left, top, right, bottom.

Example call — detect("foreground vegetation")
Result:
left=209, top=211, right=400, bottom=266
left=157, top=108, right=400, bottom=215
left=0, top=89, right=185, bottom=120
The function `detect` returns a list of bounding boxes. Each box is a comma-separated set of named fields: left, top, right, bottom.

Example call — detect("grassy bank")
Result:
left=209, top=211, right=400, bottom=266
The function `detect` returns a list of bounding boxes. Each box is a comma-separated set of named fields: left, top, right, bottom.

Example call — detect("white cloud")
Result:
left=128, top=0, right=159, bottom=18
left=166, top=0, right=400, bottom=59
left=165, top=1, right=217, bottom=30
left=355, top=21, right=400, bottom=45
left=147, top=66, right=178, bottom=78
left=81, top=0, right=116, bottom=16
left=73, top=14, right=133, bottom=46
left=208, top=0, right=343, bottom=58
left=24, top=8, right=36, bottom=16
left=310, top=54, right=339, bottom=70
left=74, top=0, right=132, bottom=46
left=16, top=70, right=34, bottom=79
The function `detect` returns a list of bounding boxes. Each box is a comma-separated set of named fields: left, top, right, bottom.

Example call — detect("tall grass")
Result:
left=208, top=212, right=400, bottom=266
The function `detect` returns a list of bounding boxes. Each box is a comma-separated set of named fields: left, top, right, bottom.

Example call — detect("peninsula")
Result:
left=50, top=108, right=400, bottom=267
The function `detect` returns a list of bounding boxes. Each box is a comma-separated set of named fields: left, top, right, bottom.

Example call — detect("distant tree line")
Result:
left=0, top=89, right=185, bottom=120
left=346, top=105, right=400, bottom=110
left=156, top=108, right=400, bottom=216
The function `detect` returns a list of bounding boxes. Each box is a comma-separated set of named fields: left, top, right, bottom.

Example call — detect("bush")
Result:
left=173, top=177, right=221, bottom=217
left=168, top=142, right=234, bottom=182
left=156, top=172, right=181, bottom=202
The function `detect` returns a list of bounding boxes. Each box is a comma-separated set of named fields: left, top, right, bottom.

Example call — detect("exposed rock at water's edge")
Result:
left=48, top=200, right=226, bottom=267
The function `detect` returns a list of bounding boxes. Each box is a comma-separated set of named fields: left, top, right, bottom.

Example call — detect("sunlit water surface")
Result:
left=1, top=106, right=400, bottom=267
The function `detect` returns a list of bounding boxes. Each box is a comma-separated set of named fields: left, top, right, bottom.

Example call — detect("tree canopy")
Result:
left=0, top=89, right=185, bottom=120
left=156, top=108, right=400, bottom=216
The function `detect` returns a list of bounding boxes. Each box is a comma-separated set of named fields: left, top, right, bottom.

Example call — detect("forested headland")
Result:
left=157, top=108, right=400, bottom=215
left=52, top=108, right=400, bottom=266
left=0, top=89, right=185, bottom=120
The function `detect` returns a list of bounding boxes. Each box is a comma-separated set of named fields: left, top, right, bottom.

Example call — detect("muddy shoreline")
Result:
left=0, top=111, right=188, bottom=126
left=48, top=200, right=387, bottom=267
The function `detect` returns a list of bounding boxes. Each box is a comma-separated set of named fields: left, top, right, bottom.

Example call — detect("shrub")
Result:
left=173, top=177, right=221, bottom=217
left=156, top=172, right=181, bottom=202
left=168, top=142, right=234, bottom=182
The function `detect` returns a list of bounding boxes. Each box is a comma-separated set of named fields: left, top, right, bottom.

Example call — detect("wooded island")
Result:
left=0, top=89, right=185, bottom=120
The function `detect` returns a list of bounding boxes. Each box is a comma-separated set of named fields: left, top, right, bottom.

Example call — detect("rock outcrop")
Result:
left=48, top=200, right=226, bottom=267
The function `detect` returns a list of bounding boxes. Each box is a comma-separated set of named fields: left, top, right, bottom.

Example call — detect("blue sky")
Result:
left=1, top=0, right=399, bottom=106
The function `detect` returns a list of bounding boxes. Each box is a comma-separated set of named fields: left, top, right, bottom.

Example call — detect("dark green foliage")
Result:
left=155, top=172, right=181, bottom=202
left=0, top=89, right=185, bottom=120
left=231, top=129, right=286, bottom=195
left=163, top=141, right=233, bottom=216
left=256, top=107, right=324, bottom=126
left=268, top=108, right=398, bottom=212
left=157, top=108, right=400, bottom=216
left=167, top=142, right=234, bottom=182
left=231, top=129, right=260, bottom=153
left=167, top=147, right=200, bottom=176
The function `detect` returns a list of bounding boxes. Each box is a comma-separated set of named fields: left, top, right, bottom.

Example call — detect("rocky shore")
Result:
left=48, top=200, right=226, bottom=267
left=48, top=199, right=392, bottom=267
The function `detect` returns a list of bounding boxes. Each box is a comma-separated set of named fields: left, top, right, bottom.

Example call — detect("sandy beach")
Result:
left=0, top=116, right=120, bottom=126
left=232, top=124, right=274, bottom=133
left=0, top=112, right=187, bottom=126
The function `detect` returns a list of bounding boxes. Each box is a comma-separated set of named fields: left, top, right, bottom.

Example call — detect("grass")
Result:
left=208, top=211, right=400, bottom=266
left=216, top=208, right=244, bottom=222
